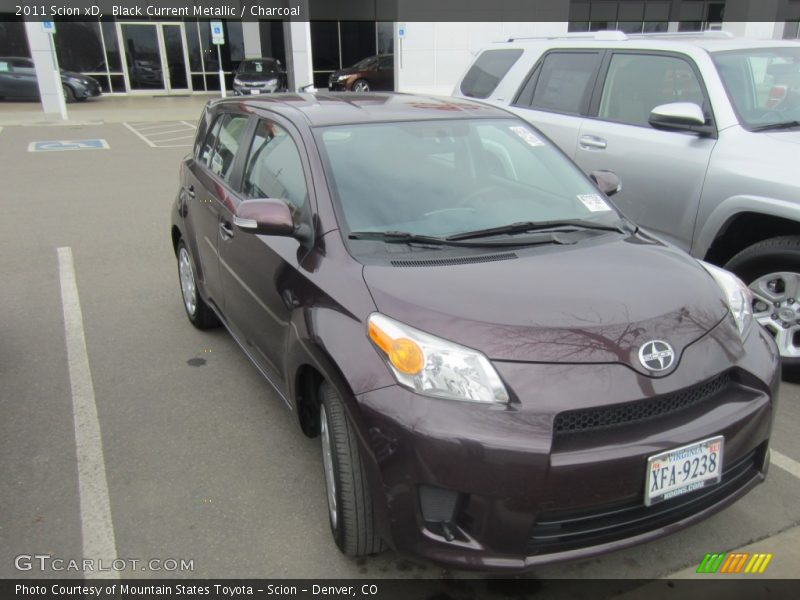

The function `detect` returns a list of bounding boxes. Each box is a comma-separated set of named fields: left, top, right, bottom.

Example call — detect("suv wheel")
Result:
left=319, top=382, right=384, bottom=556
left=725, top=236, right=800, bottom=377
left=176, top=240, right=219, bottom=329
left=352, top=79, right=370, bottom=92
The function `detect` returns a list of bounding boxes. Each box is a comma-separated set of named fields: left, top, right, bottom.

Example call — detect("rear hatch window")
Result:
left=460, top=49, right=523, bottom=99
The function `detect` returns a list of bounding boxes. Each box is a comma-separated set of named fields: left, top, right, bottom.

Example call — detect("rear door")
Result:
left=574, top=51, right=718, bottom=250
left=507, top=50, right=604, bottom=157
left=10, top=59, right=38, bottom=97
left=185, top=110, right=251, bottom=313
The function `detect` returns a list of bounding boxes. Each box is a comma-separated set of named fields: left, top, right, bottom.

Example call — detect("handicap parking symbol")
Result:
left=28, top=139, right=110, bottom=152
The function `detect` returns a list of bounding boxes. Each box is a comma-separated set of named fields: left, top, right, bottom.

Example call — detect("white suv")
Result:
left=454, top=31, right=800, bottom=374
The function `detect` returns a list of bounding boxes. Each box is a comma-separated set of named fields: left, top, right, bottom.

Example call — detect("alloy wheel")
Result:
left=320, top=404, right=338, bottom=529
left=178, top=247, right=197, bottom=316
left=750, top=271, right=800, bottom=358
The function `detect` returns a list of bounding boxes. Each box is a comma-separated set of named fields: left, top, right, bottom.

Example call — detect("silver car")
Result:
left=454, top=31, right=800, bottom=375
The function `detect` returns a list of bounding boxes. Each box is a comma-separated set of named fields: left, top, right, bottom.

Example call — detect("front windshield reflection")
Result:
left=316, top=119, right=621, bottom=239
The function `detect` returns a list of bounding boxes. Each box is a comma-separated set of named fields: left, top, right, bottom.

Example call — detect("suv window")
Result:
left=598, top=53, right=705, bottom=127
left=243, top=120, right=308, bottom=209
left=200, top=114, right=248, bottom=183
left=516, top=51, right=602, bottom=115
left=460, top=49, right=523, bottom=99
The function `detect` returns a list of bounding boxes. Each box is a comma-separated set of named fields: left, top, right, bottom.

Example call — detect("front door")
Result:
left=120, top=23, right=190, bottom=94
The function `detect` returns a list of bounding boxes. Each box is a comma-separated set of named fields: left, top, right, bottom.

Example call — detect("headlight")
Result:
left=699, top=261, right=753, bottom=337
left=233, top=77, right=243, bottom=86
left=367, top=313, right=509, bottom=404
left=337, top=74, right=350, bottom=81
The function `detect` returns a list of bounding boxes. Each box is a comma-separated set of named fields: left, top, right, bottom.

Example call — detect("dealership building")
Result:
left=1, top=0, right=798, bottom=110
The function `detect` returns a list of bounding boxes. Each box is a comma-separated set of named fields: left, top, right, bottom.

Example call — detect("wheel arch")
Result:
left=696, top=200, right=800, bottom=265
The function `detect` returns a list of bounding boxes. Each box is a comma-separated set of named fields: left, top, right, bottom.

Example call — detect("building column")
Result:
left=242, top=22, right=261, bottom=58
left=284, top=19, right=314, bottom=91
left=24, top=21, right=67, bottom=120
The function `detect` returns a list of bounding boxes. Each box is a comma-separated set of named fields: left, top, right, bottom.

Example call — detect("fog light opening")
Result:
left=419, top=484, right=467, bottom=542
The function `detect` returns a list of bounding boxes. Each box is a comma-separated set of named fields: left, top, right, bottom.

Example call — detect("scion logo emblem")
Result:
left=639, top=340, right=675, bottom=371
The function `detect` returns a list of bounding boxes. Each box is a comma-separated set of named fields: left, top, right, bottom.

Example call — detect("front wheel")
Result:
left=725, top=236, right=800, bottom=378
left=352, top=79, right=370, bottom=92
left=319, top=382, right=384, bottom=556
left=62, top=84, right=76, bottom=103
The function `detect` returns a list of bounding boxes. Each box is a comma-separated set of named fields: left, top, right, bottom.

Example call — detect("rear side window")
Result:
left=242, top=120, right=308, bottom=210
left=598, top=53, right=705, bottom=127
left=515, top=52, right=601, bottom=115
left=460, top=49, right=523, bottom=99
left=200, top=113, right=249, bottom=183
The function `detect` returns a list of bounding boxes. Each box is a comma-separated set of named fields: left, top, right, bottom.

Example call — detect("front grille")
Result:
left=527, top=446, right=762, bottom=555
left=553, top=372, right=731, bottom=436
left=390, top=252, right=518, bottom=267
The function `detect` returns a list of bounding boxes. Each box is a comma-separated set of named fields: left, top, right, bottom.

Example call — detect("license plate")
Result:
left=645, top=436, right=724, bottom=506
left=250, top=89, right=261, bottom=95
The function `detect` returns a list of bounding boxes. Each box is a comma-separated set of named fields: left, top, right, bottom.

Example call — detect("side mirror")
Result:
left=233, top=199, right=295, bottom=236
left=648, top=102, right=711, bottom=134
left=590, top=170, right=621, bottom=197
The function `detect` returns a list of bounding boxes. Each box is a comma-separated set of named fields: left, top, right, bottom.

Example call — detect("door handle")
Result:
left=219, top=221, right=234, bottom=240
left=185, top=185, right=195, bottom=199
left=579, top=135, right=607, bottom=150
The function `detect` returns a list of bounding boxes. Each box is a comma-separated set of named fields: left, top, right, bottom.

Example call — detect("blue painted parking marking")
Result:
left=28, top=139, right=110, bottom=152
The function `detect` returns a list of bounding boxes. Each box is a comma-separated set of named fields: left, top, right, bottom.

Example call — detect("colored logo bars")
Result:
left=696, top=552, right=773, bottom=574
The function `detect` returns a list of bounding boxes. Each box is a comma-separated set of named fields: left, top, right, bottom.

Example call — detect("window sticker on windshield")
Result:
left=255, top=63, right=263, bottom=72
left=577, top=194, right=612, bottom=212
left=0, top=62, right=9, bottom=72
left=509, top=126, right=544, bottom=147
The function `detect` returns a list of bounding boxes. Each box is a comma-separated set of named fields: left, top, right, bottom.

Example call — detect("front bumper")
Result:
left=354, top=322, right=779, bottom=570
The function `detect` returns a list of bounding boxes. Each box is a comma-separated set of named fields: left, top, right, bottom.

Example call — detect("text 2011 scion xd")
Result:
left=170, top=93, right=779, bottom=570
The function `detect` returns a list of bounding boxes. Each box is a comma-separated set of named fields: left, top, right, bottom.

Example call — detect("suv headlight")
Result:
left=367, top=313, right=509, bottom=404
left=699, top=261, right=753, bottom=337
left=233, top=77, right=243, bottom=86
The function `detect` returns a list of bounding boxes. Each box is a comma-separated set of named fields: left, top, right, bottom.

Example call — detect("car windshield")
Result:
left=315, top=118, right=622, bottom=239
left=712, top=47, right=800, bottom=129
left=352, top=56, right=377, bottom=70
left=240, top=59, right=279, bottom=74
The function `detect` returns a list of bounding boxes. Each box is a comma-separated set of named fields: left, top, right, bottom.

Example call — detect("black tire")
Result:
left=725, top=235, right=800, bottom=379
left=351, top=79, right=370, bottom=92
left=176, top=239, right=219, bottom=330
left=319, top=382, right=384, bottom=556
left=62, top=84, right=76, bottom=103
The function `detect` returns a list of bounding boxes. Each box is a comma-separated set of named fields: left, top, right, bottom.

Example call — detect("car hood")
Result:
left=60, top=70, right=87, bottom=80
left=361, top=234, right=729, bottom=376
left=764, top=130, right=800, bottom=145
left=333, top=68, right=360, bottom=77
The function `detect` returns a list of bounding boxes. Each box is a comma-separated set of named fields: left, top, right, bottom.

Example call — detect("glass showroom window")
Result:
left=185, top=20, right=244, bottom=91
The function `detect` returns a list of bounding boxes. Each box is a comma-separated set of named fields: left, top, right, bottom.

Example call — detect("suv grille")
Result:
left=553, top=372, right=731, bottom=436
left=527, top=446, right=762, bottom=555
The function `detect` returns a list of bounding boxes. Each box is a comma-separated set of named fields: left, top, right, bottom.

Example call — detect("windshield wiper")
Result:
left=347, top=230, right=572, bottom=247
left=750, top=120, right=800, bottom=132
left=446, top=219, right=627, bottom=241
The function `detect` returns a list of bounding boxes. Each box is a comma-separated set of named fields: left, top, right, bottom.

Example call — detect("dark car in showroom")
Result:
left=233, top=58, right=287, bottom=96
left=328, top=54, right=393, bottom=92
left=0, top=56, right=101, bottom=102
left=170, top=93, right=778, bottom=569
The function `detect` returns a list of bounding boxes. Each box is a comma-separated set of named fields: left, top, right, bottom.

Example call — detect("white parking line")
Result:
left=57, top=247, right=119, bottom=580
left=180, top=121, right=197, bottom=128
left=147, top=129, right=194, bottom=137
left=122, top=122, right=156, bottom=148
left=153, top=135, right=195, bottom=143
left=771, top=450, right=800, bottom=480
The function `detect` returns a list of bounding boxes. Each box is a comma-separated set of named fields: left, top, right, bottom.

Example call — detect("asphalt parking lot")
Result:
left=1, top=114, right=799, bottom=586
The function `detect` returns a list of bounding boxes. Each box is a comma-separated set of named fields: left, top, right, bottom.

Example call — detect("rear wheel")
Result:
left=176, top=239, right=219, bottom=329
left=725, top=236, right=800, bottom=379
left=319, top=382, right=384, bottom=556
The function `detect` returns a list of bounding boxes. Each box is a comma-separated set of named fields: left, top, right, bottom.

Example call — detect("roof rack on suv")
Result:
left=627, top=30, right=735, bottom=39
left=506, top=29, right=736, bottom=43
left=507, top=31, right=628, bottom=42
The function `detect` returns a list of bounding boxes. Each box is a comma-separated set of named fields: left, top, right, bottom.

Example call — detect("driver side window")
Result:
left=242, top=120, right=308, bottom=210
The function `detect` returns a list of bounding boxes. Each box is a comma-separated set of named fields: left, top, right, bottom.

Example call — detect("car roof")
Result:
left=488, top=32, right=800, bottom=55
left=213, top=93, right=510, bottom=127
